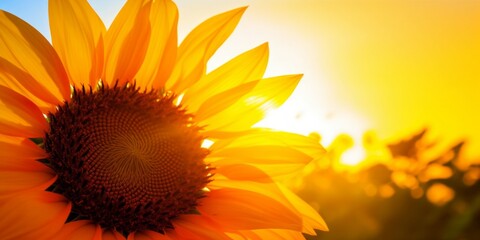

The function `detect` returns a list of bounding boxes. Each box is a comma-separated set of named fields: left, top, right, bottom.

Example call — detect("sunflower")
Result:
left=0, top=0, right=328, bottom=239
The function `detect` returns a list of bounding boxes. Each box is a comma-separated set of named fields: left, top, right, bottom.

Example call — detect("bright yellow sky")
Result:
left=176, top=0, right=480, bottom=159
left=295, top=0, right=480, bottom=159
left=298, top=0, right=480, bottom=159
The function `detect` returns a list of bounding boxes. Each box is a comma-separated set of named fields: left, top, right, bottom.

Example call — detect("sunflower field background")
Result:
left=296, top=129, right=480, bottom=239
left=2, top=0, right=480, bottom=239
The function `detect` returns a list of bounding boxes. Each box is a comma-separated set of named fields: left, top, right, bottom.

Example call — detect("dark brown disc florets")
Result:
left=43, top=82, right=210, bottom=235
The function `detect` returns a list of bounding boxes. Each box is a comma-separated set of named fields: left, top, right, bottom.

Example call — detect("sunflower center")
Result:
left=43, top=83, right=210, bottom=234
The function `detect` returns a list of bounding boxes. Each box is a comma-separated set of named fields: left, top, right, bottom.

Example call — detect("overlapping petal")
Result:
left=166, top=7, right=246, bottom=93
left=194, top=80, right=259, bottom=121
left=209, top=176, right=327, bottom=235
left=0, top=135, right=47, bottom=161
left=0, top=192, right=71, bottom=240
left=128, top=230, right=171, bottom=240
left=0, top=137, right=53, bottom=198
left=182, top=43, right=269, bottom=111
left=229, top=229, right=305, bottom=240
left=104, top=0, right=152, bottom=85
left=0, top=168, right=55, bottom=199
left=0, top=85, right=49, bottom=138
left=170, top=214, right=230, bottom=240
left=103, top=230, right=126, bottom=240
left=134, top=0, right=178, bottom=89
left=0, top=57, right=60, bottom=111
left=0, top=10, right=70, bottom=102
left=198, top=187, right=302, bottom=231
left=208, top=130, right=325, bottom=179
left=278, top=184, right=329, bottom=233
left=49, top=0, right=106, bottom=86
left=53, top=221, right=103, bottom=240
left=199, top=75, right=302, bottom=137
left=128, top=215, right=231, bottom=240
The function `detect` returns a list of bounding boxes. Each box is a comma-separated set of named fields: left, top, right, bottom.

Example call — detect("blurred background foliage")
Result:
left=292, top=129, right=480, bottom=240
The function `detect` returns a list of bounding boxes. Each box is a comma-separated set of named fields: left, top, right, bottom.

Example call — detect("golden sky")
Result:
left=182, top=0, right=480, bottom=159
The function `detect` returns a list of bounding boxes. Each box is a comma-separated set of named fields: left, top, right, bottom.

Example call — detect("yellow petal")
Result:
left=0, top=10, right=70, bottom=102
left=49, top=0, right=106, bottom=86
left=278, top=184, right=329, bottom=233
left=166, top=7, right=247, bottom=93
left=134, top=0, right=178, bottom=89
left=102, top=230, right=126, bottom=240
left=207, top=130, right=325, bottom=179
left=0, top=192, right=71, bottom=240
left=104, top=1, right=152, bottom=85
left=0, top=138, right=54, bottom=197
left=0, top=85, right=49, bottom=138
left=254, top=229, right=305, bottom=240
left=198, top=128, right=261, bottom=140
left=198, top=187, right=302, bottom=231
left=210, top=178, right=328, bottom=235
left=194, top=80, right=259, bottom=121
left=53, top=221, right=102, bottom=240
left=213, top=164, right=274, bottom=183
left=172, top=214, right=230, bottom=240
left=0, top=169, right=56, bottom=199
left=227, top=231, right=262, bottom=240
left=182, top=43, right=269, bottom=111
left=0, top=136, right=47, bottom=161
left=229, top=229, right=305, bottom=240
left=0, top=57, right=59, bottom=111
left=128, top=230, right=171, bottom=240
left=211, top=145, right=311, bottom=164
left=211, top=130, right=325, bottom=158
left=200, top=75, right=302, bottom=136
left=209, top=175, right=286, bottom=204
left=0, top=157, right=45, bottom=172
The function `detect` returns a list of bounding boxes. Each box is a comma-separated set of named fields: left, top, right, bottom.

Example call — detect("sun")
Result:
left=256, top=99, right=372, bottom=169
left=340, top=145, right=367, bottom=166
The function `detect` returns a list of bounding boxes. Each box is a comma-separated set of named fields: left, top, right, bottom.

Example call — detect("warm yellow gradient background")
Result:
left=175, top=0, right=480, bottom=159
left=2, top=0, right=479, bottom=159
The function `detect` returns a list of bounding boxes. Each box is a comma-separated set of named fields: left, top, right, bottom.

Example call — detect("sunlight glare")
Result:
left=256, top=102, right=374, bottom=170
left=341, top=145, right=366, bottom=166
left=201, top=139, right=214, bottom=149
left=255, top=102, right=370, bottom=146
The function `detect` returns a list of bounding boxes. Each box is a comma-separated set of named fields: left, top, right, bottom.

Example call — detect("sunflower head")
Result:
left=43, top=82, right=210, bottom=234
left=0, top=0, right=328, bottom=239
